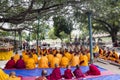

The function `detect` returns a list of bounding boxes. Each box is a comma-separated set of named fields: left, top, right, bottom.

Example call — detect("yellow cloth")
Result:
left=23, top=54, right=29, bottom=64
left=8, top=76, right=21, bottom=80
left=86, top=53, right=90, bottom=61
left=60, top=56, right=69, bottom=67
left=0, top=69, right=9, bottom=80
left=38, top=56, right=48, bottom=68
left=33, top=54, right=38, bottom=64
left=71, top=55, right=79, bottom=66
left=26, top=58, right=36, bottom=69
left=56, top=53, right=62, bottom=62
left=79, top=55, right=88, bottom=66
left=13, top=54, right=20, bottom=63
left=47, top=54, right=54, bottom=63
left=93, top=45, right=99, bottom=53
left=65, top=52, right=72, bottom=61
left=0, top=50, right=13, bottom=60
left=51, top=57, right=60, bottom=68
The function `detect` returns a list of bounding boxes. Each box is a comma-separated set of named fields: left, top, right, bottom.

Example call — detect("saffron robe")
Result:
left=13, top=54, right=20, bottom=63
left=0, top=69, right=9, bottom=80
left=26, top=58, right=36, bottom=69
left=60, top=56, right=69, bottom=68
left=38, top=56, right=48, bottom=68
left=71, top=55, right=79, bottom=66
left=51, top=57, right=60, bottom=68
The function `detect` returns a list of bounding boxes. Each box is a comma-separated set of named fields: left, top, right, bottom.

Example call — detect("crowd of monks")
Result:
left=4, top=45, right=91, bottom=69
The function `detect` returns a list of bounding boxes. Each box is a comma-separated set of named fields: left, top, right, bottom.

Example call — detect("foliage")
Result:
left=48, top=28, right=57, bottom=39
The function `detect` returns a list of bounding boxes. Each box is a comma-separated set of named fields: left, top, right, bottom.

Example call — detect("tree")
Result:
left=53, top=16, right=73, bottom=41
left=48, top=28, right=57, bottom=39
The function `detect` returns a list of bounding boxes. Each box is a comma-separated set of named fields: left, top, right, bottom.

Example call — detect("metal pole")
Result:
left=87, top=12, right=93, bottom=64
left=36, top=16, right=40, bottom=54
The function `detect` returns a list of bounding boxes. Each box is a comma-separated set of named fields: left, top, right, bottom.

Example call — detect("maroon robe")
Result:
left=4, top=59, right=15, bottom=69
left=86, top=64, right=101, bottom=75
left=47, top=67, right=62, bottom=80
left=73, top=68, right=85, bottom=78
left=15, top=59, right=26, bottom=69
left=63, top=69, right=73, bottom=79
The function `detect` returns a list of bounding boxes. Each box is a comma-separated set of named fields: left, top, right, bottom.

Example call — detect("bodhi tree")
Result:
left=53, top=16, right=73, bottom=41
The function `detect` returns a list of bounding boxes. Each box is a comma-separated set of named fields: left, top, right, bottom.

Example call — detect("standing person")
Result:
left=38, top=54, right=48, bottom=68
left=15, top=55, right=26, bottom=69
left=63, top=65, right=74, bottom=79
left=4, top=57, right=15, bottom=69
left=26, top=54, right=36, bottom=69
left=36, top=70, right=47, bottom=80
left=47, top=64, right=62, bottom=80
left=73, top=65, right=85, bottom=78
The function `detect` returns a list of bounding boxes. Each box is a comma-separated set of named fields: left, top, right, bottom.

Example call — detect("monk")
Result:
left=71, top=53, right=80, bottom=67
left=26, top=54, right=36, bottom=69
left=63, top=65, right=74, bottom=79
left=4, top=57, right=15, bottom=69
left=64, top=49, right=72, bottom=61
left=108, top=49, right=119, bottom=61
left=38, top=54, right=49, bottom=68
left=56, top=50, right=62, bottom=62
left=47, top=51, right=53, bottom=65
left=32, top=51, right=38, bottom=64
left=22, top=52, right=29, bottom=64
left=8, top=71, right=21, bottom=80
left=0, top=68, right=9, bottom=80
left=93, top=44, right=99, bottom=58
left=85, top=64, right=101, bottom=75
left=79, top=52, right=88, bottom=66
left=15, top=55, right=26, bottom=69
left=36, top=70, right=47, bottom=80
left=60, top=54, right=69, bottom=68
left=13, top=52, right=20, bottom=63
left=50, top=54, right=60, bottom=68
left=73, top=65, right=85, bottom=78
left=47, top=64, right=62, bottom=80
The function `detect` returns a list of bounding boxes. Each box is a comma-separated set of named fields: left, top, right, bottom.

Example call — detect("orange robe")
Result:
left=79, top=55, right=88, bottom=66
left=23, top=54, right=29, bottom=64
left=38, top=56, right=48, bottom=68
left=26, top=58, right=36, bottom=69
left=60, top=56, right=69, bottom=67
left=56, top=53, right=62, bottom=62
left=33, top=54, right=38, bottom=64
left=65, top=52, right=72, bottom=61
left=71, top=55, right=79, bottom=66
left=51, top=57, right=60, bottom=68
left=0, top=69, right=9, bottom=80
left=47, top=54, right=54, bottom=64
left=13, top=54, right=20, bottom=63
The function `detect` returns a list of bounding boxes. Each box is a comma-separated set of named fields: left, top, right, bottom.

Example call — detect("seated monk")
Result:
left=108, top=49, right=119, bottom=61
left=15, top=55, right=26, bottom=69
left=47, top=51, right=54, bottom=65
left=79, top=52, right=88, bottom=66
left=71, top=53, right=80, bottom=67
left=60, top=54, right=69, bottom=68
left=56, top=50, right=62, bottom=62
left=13, top=52, right=20, bottom=63
left=47, top=64, right=62, bottom=80
left=32, top=51, right=38, bottom=64
left=26, top=54, right=36, bottom=69
left=63, top=65, right=74, bottom=79
left=85, top=64, right=101, bottom=75
left=38, top=54, right=48, bottom=68
left=4, top=57, right=15, bottom=69
left=0, top=68, right=9, bottom=80
left=50, top=54, right=60, bottom=68
left=22, top=52, right=29, bottom=64
left=64, top=49, right=72, bottom=61
left=8, top=71, right=21, bottom=80
left=73, top=65, right=85, bottom=78
left=36, top=70, right=47, bottom=80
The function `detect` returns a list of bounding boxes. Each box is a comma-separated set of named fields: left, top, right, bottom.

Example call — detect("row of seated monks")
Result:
left=99, top=47, right=120, bottom=63
left=0, top=64, right=101, bottom=80
left=4, top=46, right=91, bottom=69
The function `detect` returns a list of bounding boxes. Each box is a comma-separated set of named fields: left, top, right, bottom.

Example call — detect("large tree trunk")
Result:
left=110, top=31, right=117, bottom=46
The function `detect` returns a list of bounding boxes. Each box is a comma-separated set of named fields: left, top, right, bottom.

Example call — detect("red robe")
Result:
left=63, top=69, right=73, bottom=79
left=15, top=59, right=26, bottom=69
left=47, top=67, right=62, bottom=80
left=73, top=68, right=85, bottom=78
left=86, top=64, right=101, bottom=75
left=4, top=60, right=15, bottom=69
